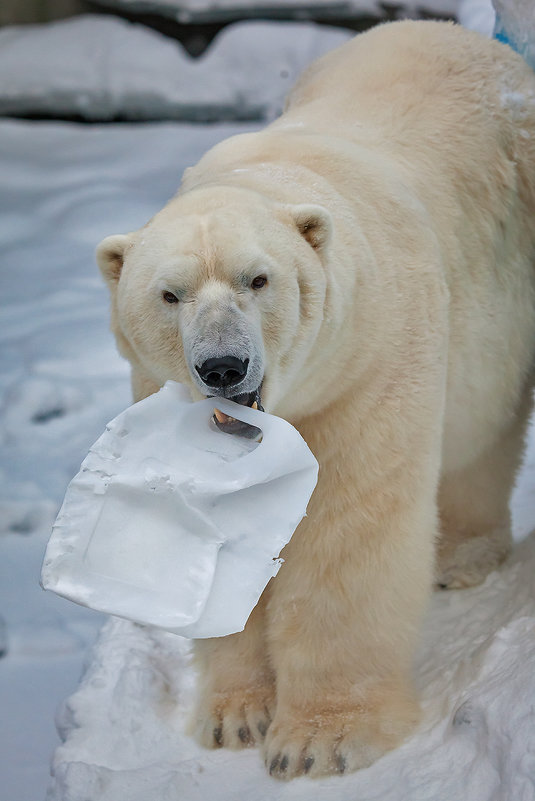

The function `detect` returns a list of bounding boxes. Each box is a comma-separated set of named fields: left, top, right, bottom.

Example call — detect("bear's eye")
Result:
left=162, top=290, right=179, bottom=304
left=251, top=275, right=267, bottom=290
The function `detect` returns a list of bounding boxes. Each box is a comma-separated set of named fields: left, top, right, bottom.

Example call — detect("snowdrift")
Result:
left=48, top=517, right=535, bottom=800
left=459, top=0, right=495, bottom=35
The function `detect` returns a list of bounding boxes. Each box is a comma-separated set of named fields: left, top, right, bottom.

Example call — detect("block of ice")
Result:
left=493, top=0, right=535, bottom=70
left=41, top=381, right=318, bottom=638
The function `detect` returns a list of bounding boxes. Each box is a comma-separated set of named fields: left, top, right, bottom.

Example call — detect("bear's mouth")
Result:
left=212, top=387, right=264, bottom=440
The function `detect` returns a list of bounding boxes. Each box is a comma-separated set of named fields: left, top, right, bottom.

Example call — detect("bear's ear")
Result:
left=289, top=204, right=332, bottom=254
left=96, top=234, right=132, bottom=286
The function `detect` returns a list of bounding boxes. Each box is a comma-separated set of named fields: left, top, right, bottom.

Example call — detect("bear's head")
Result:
left=97, top=185, right=332, bottom=422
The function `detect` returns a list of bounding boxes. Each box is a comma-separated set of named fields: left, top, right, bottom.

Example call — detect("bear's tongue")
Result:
left=212, top=388, right=263, bottom=440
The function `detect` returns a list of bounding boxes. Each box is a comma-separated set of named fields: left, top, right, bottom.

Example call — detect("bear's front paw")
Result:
left=263, top=694, right=419, bottom=780
left=191, top=684, right=276, bottom=750
left=436, top=530, right=511, bottom=589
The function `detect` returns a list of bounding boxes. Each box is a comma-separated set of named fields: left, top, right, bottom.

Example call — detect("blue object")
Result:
left=492, top=5, right=535, bottom=71
left=494, top=24, right=513, bottom=49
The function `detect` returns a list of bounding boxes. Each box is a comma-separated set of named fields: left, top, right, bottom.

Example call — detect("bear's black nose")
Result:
left=196, top=356, right=249, bottom=388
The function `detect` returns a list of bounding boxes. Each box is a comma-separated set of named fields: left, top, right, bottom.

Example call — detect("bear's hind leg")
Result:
left=188, top=590, right=276, bottom=750
left=437, top=388, right=533, bottom=589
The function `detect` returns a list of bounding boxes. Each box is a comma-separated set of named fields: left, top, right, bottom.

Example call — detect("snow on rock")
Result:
left=0, top=15, right=352, bottom=122
left=47, top=525, right=535, bottom=800
left=458, top=0, right=495, bottom=35
left=90, top=0, right=458, bottom=24
left=94, top=0, right=383, bottom=22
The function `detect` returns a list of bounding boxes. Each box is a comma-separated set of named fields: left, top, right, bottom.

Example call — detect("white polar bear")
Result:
left=96, top=21, right=535, bottom=779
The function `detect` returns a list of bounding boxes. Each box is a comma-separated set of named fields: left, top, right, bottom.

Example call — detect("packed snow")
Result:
left=90, top=0, right=458, bottom=23
left=0, top=16, right=352, bottom=121
left=0, top=117, right=250, bottom=800
left=42, top=382, right=318, bottom=639
left=93, top=0, right=385, bottom=19
left=458, top=0, right=495, bottom=35
left=47, top=529, right=535, bottom=801
left=1, top=3, right=535, bottom=799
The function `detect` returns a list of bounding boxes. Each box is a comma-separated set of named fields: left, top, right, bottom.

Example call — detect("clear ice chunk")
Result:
left=493, top=0, right=535, bottom=71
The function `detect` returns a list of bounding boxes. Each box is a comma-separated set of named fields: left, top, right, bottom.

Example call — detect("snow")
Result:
left=0, top=117, right=256, bottom=800
left=0, top=16, right=352, bottom=122
left=2, top=113, right=535, bottom=801
left=494, top=0, right=535, bottom=70
left=46, top=530, right=535, bottom=800
left=459, top=1, right=535, bottom=78
left=1, top=10, right=535, bottom=800
left=89, top=0, right=458, bottom=23
left=458, top=0, right=495, bottom=35
left=42, top=382, right=318, bottom=639
left=96, top=0, right=384, bottom=18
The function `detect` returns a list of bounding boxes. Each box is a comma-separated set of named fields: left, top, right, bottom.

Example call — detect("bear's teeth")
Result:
left=213, top=408, right=235, bottom=425
left=251, top=401, right=258, bottom=410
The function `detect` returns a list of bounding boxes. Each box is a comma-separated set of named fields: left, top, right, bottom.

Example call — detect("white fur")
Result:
left=97, top=21, right=535, bottom=779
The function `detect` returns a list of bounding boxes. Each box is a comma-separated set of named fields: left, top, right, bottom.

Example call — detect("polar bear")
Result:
left=96, top=21, right=535, bottom=779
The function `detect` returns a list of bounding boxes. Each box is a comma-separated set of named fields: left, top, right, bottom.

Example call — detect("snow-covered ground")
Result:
left=2, top=1, right=535, bottom=799
left=0, top=117, right=255, bottom=800
left=2, top=114, right=535, bottom=801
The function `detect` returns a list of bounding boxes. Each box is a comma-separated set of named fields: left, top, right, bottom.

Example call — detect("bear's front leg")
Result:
left=263, top=403, right=440, bottom=779
left=189, top=590, right=276, bottom=749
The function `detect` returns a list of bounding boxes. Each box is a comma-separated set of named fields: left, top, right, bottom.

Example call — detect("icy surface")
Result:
left=42, top=382, right=318, bottom=638
left=0, top=15, right=352, bottom=121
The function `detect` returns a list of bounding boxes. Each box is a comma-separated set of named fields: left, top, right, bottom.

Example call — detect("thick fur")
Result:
left=97, top=21, right=535, bottom=779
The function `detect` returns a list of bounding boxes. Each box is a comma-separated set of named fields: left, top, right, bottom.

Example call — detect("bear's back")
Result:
left=282, top=20, right=534, bottom=153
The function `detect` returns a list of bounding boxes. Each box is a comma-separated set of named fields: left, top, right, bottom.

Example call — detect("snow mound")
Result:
left=0, top=15, right=351, bottom=122
left=458, top=0, right=495, bottom=35
left=47, top=524, right=535, bottom=799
